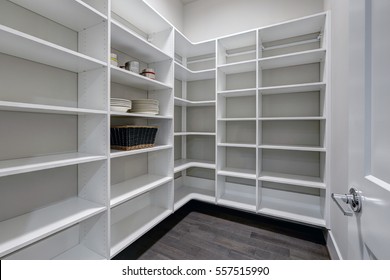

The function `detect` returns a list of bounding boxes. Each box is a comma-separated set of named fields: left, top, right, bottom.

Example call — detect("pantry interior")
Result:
left=0, top=0, right=351, bottom=260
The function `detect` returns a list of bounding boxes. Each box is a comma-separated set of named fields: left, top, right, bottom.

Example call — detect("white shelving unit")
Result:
left=0, top=0, right=330, bottom=259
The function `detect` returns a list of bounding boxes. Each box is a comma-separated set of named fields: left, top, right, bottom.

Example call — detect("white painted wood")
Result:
left=174, top=62, right=215, bottom=81
left=110, top=145, right=172, bottom=159
left=54, top=244, right=105, bottom=260
left=0, top=25, right=106, bottom=73
left=0, top=197, right=106, bottom=258
left=218, top=118, right=257, bottom=121
left=259, top=82, right=326, bottom=95
left=218, top=143, right=257, bottom=149
left=175, top=29, right=215, bottom=58
left=218, top=88, right=257, bottom=97
left=174, top=97, right=215, bottom=107
left=174, top=159, right=215, bottom=173
left=174, top=132, right=216, bottom=136
left=110, top=112, right=172, bottom=119
left=218, top=60, right=257, bottom=74
left=218, top=167, right=257, bottom=180
left=259, top=117, right=325, bottom=121
left=259, top=171, right=325, bottom=189
left=259, top=145, right=326, bottom=152
left=174, top=177, right=215, bottom=209
left=217, top=181, right=256, bottom=212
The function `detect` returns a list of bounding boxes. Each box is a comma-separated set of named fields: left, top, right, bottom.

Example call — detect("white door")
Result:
left=348, top=0, right=390, bottom=259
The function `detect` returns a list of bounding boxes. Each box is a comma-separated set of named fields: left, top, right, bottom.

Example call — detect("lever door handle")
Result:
left=331, top=187, right=362, bottom=216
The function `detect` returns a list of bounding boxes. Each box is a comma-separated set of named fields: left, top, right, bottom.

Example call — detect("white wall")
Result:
left=183, top=0, right=324, bottom=42
left=143, top=0, right=184, bottom=32
left=324, top=0, right=349, bottom=260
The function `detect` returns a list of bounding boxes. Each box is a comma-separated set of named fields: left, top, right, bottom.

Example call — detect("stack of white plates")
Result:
left=110, top=98, right=132, bottom=112
left=130, top=99, right=159, bottom=115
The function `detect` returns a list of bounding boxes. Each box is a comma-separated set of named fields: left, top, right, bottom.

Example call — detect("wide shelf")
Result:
left=218, top=59, right=256, bottom=74
left=174, top=62, right=215, bottom=81
left=258, top=49, right=326, bottom=70
left=259, top=144, right=326, bottom=152
left=259, top=171, right=325, bottom=189
left=174, top=185, right=215, bottom=209
left=110, top=206, right=172, bottom=257
left=259, top=116, right=325, bottom=121
left=174, top=159, right=215, bottom=173
left=218, top=88, right=257, bottom=97
left=174, top=97, right=215, bottom=107
left=0, top=153, right=106, bottom=178
left=218, top=118, right=256, bottom=121
left=175, top=29, right=215, bottom=58
left=110, top=145, right=172, bottom=159
left=53, top=244, right=105, bottom=260
left=110, top=111, right=172, bottom=119
left=0, top=100, right=106, bottom=115
left=174, top=132, right=215, bottom=136
left=218, top=190, right=256, bottom=213
left=111, top=19, right=172, bottom=63
left=0, top=197, right=106, bottom=258
left=218, top=143, right=257, bottom=148
left=259, top=82, right=326, bottom=95
left=218, top=167, right=256, bottom=180
left=0, top=24, right=106, bottom=73
left=110, top=66, right=172, bottom=91
left=9, top=0, right=107, bottom=32
left=111, top=175, right=172, bottom=208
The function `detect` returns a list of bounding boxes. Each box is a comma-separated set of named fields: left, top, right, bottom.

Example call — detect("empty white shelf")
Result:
left=174, top=132, right=215, bottom=136
left=218, top=60, right=257, bottom=74
left=258, top=49, right=326, bottom=70
left=218, top=167, right=257, bottom=180
left=53, top=244, right=105, bottom=260
left=259, top=145, right=326, bottom=152
left=111, top=175, right=172, bottom=208
left=174, top=159, right=215, bottom=173
left=110, top=207, right=172, bottom=257
left=110, top=111, right=172, bottom=119
left=218, top=88, right=257, bottom=97
left=218, top=118, right=256, bottom=121
left=218, top=194, right=256, bottom=212
left=174, top=62, right=215, bottom=81
left=218, top=143, right=257, bottom=148
left=0, top=25, right=106, bottom=73
left=259, top=116, right=326, bottom=121
left=259, top=171, right=325, bottom=189
left=111, top=20, right=172, bottom=63
left=0, top=197, right=106, bottom=258
left=175, top=29, right=215, bottom=58
left=9, top=0, right=107, bottom=32
left=110, top=145, right=172, bottom=159
left=0, top=153, right=106, bottom=178
left=0, top=101, right=106, bottom=115
left=174, top=185, right=215, bottom=209
left=110, top=66, right=172, bottom=91
left=174, top=97, right=215, bottom=107
left=259, top=82, right=326, bottom=95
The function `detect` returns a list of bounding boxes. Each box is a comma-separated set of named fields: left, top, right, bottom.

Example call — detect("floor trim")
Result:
left=325, top=230, right=343, bottom=260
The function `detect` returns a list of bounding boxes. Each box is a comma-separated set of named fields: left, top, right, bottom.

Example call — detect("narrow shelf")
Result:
left=218, top=88, right=257, bottom=97
left=218, top=118, right=256, bottom=121
left=111, top=175, right=172, bottom=208
left=174, top=62, right=215, bottom=81
left=258, top=49, right=326, bottom=70
left=174, top=132, right=216, bottom=136
left=218, top=59, right=256, bottom=74
left=174, top=185, right=215, bottom=209
left=218, top=167, right=256, bottom=180
left=110, top=207, right=172, bottom=257
left=110, top=111, right=172, bottom=119
left=111, top=66, right=172, bottom=91
left=110, top=145, right=172, bottom=159
left=9, top=0, right=107, bottom=32
left=218, top=143, right=257, bottom=148
left=53, top=244, right=105, bottom=260
left=111, top=20, right=172, bottom=63
left=174, top=97, right=215, bottom=107
left=0, top=197, right=106, bottom=258
left=259, top=145, right=326, bottom=152
left=0, top=24, right=106, bottom=73
left=259, top=116, right=325, bottom=121
left=174, top=159, right=215, bottom=173
left=0, top=101, right=106, bottom=115
left=259, top=82, right=326, bottom=95
left=218, top=194, right=256, bottom=212
left=0, top=153, right=106, bottom=178
left=259, top=171, right=325, bottom=189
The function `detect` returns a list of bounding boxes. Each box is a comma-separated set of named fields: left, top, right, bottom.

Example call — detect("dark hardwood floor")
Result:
left=113, top=200, right=330, bottom=260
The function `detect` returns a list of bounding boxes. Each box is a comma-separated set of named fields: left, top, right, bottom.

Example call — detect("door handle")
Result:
left=331, top=187, right=362, bottom=216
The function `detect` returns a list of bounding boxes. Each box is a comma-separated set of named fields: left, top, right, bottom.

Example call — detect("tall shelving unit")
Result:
left=0, top=0, right=330, bottom=260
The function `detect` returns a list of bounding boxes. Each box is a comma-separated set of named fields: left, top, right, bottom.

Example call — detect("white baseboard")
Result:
left=325, top=230, right=343, bottom=260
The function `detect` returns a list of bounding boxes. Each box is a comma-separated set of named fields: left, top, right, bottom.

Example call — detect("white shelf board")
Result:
left=110, top=145, right=172, bottom=159
left=9, top=0, right=107, bottom=32
left=110, top=111, right=172, bottom=119
left=218, top=60, right=256, bottom=74
left=258, top=49, right=326, bottom=70
left=174, top=62, right=215, bottom=81
left=174, top=159, right=215, bottom=173
left=53, top=244, right=105, bottom=260
left=110, top=66, right=172, bottom=91
left=111, top=175, right=172, bottom=208
left=218, top=143, right=256, bottom=148
left=259, top=171, right=325, bottom=189
left=218, top=194, right=256, bottom=212
left=174, top=132, right=215, bottom=136
left=259, top=116, right=325, bottom=121
left=218, top=30, right=256, bottom=51
left=259, top=82, right=326, bottom=95
left=259, top=12, right=326, bottom=43
left=174, top=185, right=215, bottom=209
left=259, top=192, right=325, bottom=227
left=175, top=29, right=215, bottom=58
left=110, top=206, right=172, bottom=257
left=0, top=197, right=106, bottom=258
left=0, top=25, right=106, bottom=73
left=218, top=118, right=256, bottom=122
left=259, top=145, right=326, bottom=152
left=0, top=153, right=106, bottom=178
left=0, top=101, right=106, bottom=115
left=174, top=97, right=215, bottom=107
left=218, top=88, right=257, bottom=97
left=111, top=20, right=172, bottom=63
left=218, top=167, right=256, bottom=180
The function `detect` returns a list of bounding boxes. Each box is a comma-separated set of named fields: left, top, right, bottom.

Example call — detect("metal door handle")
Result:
left=331, top=187, right=362, bottom=216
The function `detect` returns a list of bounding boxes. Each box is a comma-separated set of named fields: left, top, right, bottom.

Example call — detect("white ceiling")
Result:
left=180, top=0, right=199, bottom=5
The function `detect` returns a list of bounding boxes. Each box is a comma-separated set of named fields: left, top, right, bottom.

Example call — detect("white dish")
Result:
left=110, top=106, right=130, bottom=112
